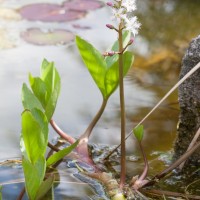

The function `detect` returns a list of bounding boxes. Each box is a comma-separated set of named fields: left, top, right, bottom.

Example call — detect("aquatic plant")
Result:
left=20, top=60, right=79, bottom=199
left=105, top=0, right=140, bottom=188
left=19, top=0, right=138, bottom=197
left=18, top=0, right=200, bottom=199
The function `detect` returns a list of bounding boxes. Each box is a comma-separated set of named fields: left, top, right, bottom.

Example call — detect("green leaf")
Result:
left=40, top=61, right=61, bottom=120
left=36, top=175, right=54, bottom=200
left=22, top=83, right=43, bottom=111
left=29, top=75, right=47, bottom=108
left=122, top=51, right=134, bottom=75
left=44, top=81, right=60, bottom=121
left=47, top=140, right=79, bottom=167
left=105, top=51, right=134, bottom=98
left=23, top=156, right=46, bottom=200
left=104, top=60, right=119, bottom=97
left=76, top=35, right=133, bottom=100
left=105, top=31, right=131, bottom=67
left=76, top=35, right=107, bottom=97
left=40, top=58, right=50, bottom=75
left=133, top=125, right=144, bottom=142
left=110, top=31, right=131, bottom=52
left=41, top=62, right=60, bottom=100
left=28, top=61, right=61, bottom=121
left=21, top=109, right=48, bottom=163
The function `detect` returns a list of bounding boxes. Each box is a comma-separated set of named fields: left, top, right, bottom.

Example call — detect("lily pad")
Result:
left=21, top=28, right=74, bottom=45
left=63, top=0, right=103, bottom=11
left=20, top=3, right=86, bottom=22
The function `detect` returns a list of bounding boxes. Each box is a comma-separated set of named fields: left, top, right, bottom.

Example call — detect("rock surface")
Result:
left=174, top=35, right=200, bottom=166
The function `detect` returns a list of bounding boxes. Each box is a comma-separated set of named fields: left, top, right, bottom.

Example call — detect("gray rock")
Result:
left=174, top=35, right=200, bottom=166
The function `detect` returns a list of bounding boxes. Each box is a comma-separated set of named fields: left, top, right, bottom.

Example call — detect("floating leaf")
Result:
left=21, top=28, right=74, bottom=46
left=21, top=109, right=48, bottom=163
left=47, top=140, right=79, bottom=167
left=22, top=156, right=46, bottom=200
left=20, top=3, right=86, bottom=22
left=76, top=35, right=107, bottom=97
left=63, top=0, right=103, bottom=11
left=133, top=125, right=144, bottom=142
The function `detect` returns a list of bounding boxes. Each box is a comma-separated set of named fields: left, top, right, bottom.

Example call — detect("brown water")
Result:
left=0, top=0, right=200, bottom=199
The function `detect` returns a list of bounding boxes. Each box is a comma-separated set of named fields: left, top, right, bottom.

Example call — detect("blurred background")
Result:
left=0, top=0, right=200, bottom=167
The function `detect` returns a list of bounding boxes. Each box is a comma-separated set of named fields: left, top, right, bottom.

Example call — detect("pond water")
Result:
left=1, top=0, right=200, bottom=199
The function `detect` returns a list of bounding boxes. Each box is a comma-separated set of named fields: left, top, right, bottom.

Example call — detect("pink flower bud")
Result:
left=128, top=38, right=134, bottom=45
left=108, top=51, right=115, bottom=56
left=106, top=2, right=113, bottom=7
left=106, top=24, right=114, bottom=29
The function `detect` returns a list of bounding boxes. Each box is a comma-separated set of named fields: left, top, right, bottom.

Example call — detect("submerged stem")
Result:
left=118, top=25, right=126, bottom=188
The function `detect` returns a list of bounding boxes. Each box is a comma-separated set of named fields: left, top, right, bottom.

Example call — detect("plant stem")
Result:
left=118, top=24, right=126, bottom=188
left=50, top=119, right=75, bottom=144
left=48, top=142, right=60, bottom=152
left=74, top=98, right=107, bottom=169
left=80, top=98, right=108, bottom=141
left=17, top=187, right=25, bottom=200
left=143, top=140, right=200, bottom=187
left=137, top=141, right=148, bottom=182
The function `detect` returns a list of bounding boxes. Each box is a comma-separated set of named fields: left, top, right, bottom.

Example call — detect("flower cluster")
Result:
left=107, top=0, right=141, bottom=37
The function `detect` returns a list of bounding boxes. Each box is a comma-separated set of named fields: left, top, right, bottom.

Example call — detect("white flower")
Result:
left=122, top=0, right=137, bottom=12
left=124, top=16, right=141, bottom=36
left=111, top=8, right=126, bottom=22
left=108, top=0, right=141, bottom=36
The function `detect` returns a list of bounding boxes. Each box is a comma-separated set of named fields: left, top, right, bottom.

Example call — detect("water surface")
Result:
left=1, top=0, right=200, bottom=198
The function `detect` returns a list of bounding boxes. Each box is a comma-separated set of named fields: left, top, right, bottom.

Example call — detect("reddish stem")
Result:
left=50, top=119, right=75, bottom=144
left=138, top=141, right=149, bottom=181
